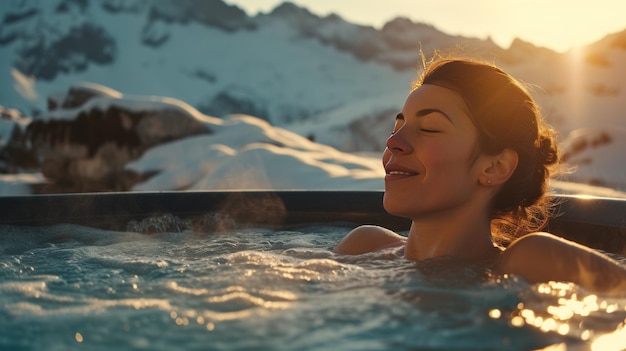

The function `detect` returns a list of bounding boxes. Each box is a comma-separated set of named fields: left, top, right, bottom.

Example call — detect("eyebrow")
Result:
left=416, top=108, right=454, bottom=124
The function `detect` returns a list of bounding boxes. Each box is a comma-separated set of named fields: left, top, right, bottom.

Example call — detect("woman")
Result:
left=335, top=57, right=626, bottom=292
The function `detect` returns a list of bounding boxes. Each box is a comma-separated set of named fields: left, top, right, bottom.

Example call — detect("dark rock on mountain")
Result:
left=3, top=7, right=39, bottom=24
left=141, top=0, right=257, bottom=47
left=200, top=89, right=269, bottom=121
left=55, top=0, right=88, bottom=13
left=147, top=0, right=256, bottom=32
left=14, top=22, right=116, bottom=80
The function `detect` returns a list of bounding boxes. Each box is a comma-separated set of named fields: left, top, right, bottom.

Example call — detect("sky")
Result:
left=223, top=0, right=626, bottom=53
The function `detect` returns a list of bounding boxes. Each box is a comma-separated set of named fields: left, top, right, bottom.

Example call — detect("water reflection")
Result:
left=505, top=280, right=626, bottom=349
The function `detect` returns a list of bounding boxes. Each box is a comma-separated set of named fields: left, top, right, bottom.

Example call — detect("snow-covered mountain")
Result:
left=0, top=0, right=625, bottom=195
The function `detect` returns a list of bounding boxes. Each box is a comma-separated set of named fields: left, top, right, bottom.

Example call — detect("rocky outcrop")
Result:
left=24, top=83, right=212, bottom=193
left=0, top=106, right=36, bottom=173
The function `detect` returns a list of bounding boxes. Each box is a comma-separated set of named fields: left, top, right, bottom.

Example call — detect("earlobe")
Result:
left=481, top=149, right=518, bottom=186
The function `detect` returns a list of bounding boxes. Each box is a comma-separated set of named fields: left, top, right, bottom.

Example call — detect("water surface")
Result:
left=1, top=221, right=625, bottom=351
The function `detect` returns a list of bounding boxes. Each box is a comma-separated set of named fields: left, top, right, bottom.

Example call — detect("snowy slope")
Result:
left=560, top=127, right=626, bottom=190
left=0, top=0, right=412, bottom=126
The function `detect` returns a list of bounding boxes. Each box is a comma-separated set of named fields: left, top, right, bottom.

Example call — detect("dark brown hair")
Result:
left=413, top=56, right=560, bottom=245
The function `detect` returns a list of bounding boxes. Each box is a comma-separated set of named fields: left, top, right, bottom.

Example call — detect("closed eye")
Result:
left=391, top=113, right=404, bottom=135
left=420, top=129, right=441, bottom=133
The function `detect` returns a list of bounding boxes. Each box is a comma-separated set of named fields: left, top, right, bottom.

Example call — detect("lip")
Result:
left=384, top=163, right=420, bottom=181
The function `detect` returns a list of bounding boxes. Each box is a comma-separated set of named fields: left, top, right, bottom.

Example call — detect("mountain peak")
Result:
left=269, top=2, right=311, bottom=16
left=147, top=0, right=256, bottom=31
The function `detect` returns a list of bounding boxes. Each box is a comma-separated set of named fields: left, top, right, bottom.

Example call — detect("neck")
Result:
left=404, top=207, right=497, bottom=262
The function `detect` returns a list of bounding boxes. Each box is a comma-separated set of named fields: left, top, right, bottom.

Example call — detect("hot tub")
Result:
left=0, top=191, right=625, bottom=350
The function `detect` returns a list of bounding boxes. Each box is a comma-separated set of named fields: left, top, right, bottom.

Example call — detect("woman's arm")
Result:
left=496, top=232, right=626, bottom=293
left=334, top=225, right=406, bottom=255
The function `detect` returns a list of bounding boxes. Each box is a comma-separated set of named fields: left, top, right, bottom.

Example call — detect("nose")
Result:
left=385, top=130, right=412, bottom=154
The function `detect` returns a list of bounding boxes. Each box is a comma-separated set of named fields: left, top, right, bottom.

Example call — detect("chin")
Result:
left=382, top=194, right=411, bottom=218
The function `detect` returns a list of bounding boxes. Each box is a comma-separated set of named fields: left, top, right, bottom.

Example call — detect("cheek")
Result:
left=425, top=143, right=472, bottom=170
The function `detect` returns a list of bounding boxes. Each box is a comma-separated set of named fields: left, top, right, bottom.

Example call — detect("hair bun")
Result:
left=536, top=132, right=559, bottom=166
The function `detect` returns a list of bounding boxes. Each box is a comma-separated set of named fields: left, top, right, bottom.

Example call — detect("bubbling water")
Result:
left=0, top=222, right=625, bottom=351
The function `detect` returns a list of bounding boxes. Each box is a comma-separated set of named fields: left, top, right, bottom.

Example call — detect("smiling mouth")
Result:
left=385, top=169, right=420, bottom=179
left=387, top=170, right=415, bottom=176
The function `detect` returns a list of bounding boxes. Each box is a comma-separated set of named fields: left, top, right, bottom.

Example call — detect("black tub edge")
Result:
left=0, top=191, right=624, bottom=255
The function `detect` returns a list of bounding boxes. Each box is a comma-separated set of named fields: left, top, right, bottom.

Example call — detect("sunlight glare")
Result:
left=512, top=281, right=626, bottom=344
left=591, top=325, right=626, bottom=351
left=74, top=332, right=84, bottom=343
left=564, top=47, right=586, bottom=119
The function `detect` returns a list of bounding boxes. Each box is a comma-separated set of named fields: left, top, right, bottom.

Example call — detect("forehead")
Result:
left=403, top=84, right=473, bottom=125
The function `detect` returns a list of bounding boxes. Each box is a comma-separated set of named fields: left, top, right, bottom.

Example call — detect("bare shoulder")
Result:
left=495, top=232, right=626, bottom=292
left=334, top=225, right=406, bottom=255
left=500, top=232, right=580, bottom=257
left=496, top=232, right=578, bottom=273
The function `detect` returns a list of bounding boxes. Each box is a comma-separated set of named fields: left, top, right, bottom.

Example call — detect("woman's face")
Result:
left=382, top=84, right=486, bottom=219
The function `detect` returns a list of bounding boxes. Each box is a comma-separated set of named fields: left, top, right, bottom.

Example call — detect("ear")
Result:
left=479, top=148, right=518, bottom=186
